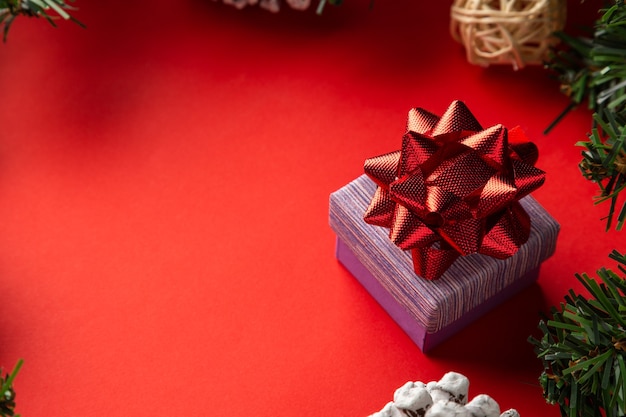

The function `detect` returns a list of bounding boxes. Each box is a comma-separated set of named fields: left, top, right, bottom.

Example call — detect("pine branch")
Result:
left=0, top=0, right=82, bottom=41
left=529, top=250, right=626, bottom=417
left=545, top=1, right=626, bottom=231
left=0, top=360, right=22, bottom=417
left=577, top=113, right=626, bottom=231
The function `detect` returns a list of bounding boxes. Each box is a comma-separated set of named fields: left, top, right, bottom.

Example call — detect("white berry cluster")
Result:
left=369, top=372, right=520, bottom=417
left=216, top=0, right=310, bottom=12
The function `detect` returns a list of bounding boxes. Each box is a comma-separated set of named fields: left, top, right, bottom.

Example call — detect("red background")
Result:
left=0, top=0, right=621, bottom=415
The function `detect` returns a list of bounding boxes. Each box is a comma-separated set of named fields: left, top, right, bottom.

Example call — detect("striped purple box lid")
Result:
left=329, top=175, right=560, bottom=352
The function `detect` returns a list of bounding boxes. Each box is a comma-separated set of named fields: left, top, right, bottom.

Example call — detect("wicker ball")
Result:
left=450, top=0, right=566, bottom=70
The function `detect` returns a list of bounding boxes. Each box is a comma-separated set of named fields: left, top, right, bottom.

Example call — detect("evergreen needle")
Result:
left=529, top=251, right=626, bottom=417
left=545, top=1, right=626, bottom=231
left=0, top=0, right=82, bottom=40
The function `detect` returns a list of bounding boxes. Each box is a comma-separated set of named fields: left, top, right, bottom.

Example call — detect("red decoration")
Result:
left=364, top=101, right=545, bottom=280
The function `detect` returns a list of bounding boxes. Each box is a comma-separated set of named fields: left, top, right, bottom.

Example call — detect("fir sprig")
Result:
left=0, top=360, right=22, bottom=417
left=544, top=1, right=626, bottom=231
left=529, top=250, right=626, bottom=417
left=577, top=112, right=626, bottom=231
left=546, top=2, right=626, bottom=121
left=0, top=0, right=82, bottom=41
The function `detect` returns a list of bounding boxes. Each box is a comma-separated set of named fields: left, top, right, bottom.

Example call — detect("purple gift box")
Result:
left=329, top=175, right=559, bottom=353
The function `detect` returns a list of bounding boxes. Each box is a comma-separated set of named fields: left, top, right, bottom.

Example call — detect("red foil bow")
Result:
left=364, top=101, right=545, bottom=280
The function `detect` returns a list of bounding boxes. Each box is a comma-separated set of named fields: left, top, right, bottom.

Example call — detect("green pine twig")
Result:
left=545, top=1, right=626, bottom=231
left=0, top=359, right=22, bottom=417
left=529, top=250, right=626, bottom=417
left=0, top=0, right=82, bottom=41
left=577, top=112, right=626, bottom=231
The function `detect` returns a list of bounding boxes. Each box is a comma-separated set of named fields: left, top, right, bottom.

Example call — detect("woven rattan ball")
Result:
left=450, top=0, right=566, bottom=70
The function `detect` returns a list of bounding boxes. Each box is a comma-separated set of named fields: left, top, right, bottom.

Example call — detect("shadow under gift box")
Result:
left=329, top=175, right=560, bottom=353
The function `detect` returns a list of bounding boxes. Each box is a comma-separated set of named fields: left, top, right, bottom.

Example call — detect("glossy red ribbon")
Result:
left=363, top=101, right=545, bottom=280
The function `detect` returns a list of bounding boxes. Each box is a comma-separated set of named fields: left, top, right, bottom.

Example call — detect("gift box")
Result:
left=329, top=175, right=559, bottom=352
left=328, top=101, right=560, bottom=353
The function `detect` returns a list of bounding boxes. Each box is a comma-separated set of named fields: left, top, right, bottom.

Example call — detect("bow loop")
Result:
left=363, top=101, right=545, bottom=280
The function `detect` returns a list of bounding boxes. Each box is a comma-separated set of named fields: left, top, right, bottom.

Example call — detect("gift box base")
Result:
left=329, top=175, right=559, bottom=353
left=335, top=236, right=540, bottom=352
